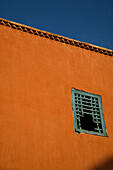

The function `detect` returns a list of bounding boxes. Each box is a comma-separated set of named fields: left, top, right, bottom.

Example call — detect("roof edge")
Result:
left=0, top=18, right=113, bottom=56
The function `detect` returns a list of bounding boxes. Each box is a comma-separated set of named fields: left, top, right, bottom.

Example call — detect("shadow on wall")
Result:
left=89, top=157, right=113, bottom=170
left=1, top=157, right=113, bottom=170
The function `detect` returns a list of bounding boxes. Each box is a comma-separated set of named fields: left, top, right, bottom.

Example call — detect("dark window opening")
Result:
left=80, top=114, right=97, bottom=131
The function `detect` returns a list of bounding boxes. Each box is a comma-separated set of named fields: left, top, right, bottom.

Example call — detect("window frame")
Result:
left=71, top=88, right=107, bottom=137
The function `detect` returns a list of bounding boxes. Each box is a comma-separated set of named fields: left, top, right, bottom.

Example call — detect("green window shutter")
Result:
left=71, top=88, right=107, bottom=137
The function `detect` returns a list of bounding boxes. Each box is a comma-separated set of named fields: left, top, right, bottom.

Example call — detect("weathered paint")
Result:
left=0, top=23, right=113, bottom=170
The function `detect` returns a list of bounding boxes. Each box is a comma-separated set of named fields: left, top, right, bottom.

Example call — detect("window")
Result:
left=71, top=88, right=107, bottom=137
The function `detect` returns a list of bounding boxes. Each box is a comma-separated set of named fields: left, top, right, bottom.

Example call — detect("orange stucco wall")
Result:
left=0, top=24, right=113, bottom=170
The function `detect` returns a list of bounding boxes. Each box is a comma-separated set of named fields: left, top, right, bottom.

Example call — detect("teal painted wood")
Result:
left=71, top=88, right=107, bottom=137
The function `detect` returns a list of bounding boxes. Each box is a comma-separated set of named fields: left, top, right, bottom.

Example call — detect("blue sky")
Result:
left=0, top=0, right=113, bottom=50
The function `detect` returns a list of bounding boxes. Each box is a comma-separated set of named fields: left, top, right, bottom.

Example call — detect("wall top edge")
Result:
left=0, top=18, right=113, bottom=56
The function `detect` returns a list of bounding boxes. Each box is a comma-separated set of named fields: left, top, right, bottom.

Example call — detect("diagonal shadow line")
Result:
left=88, top=157, right=113, bottom=170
